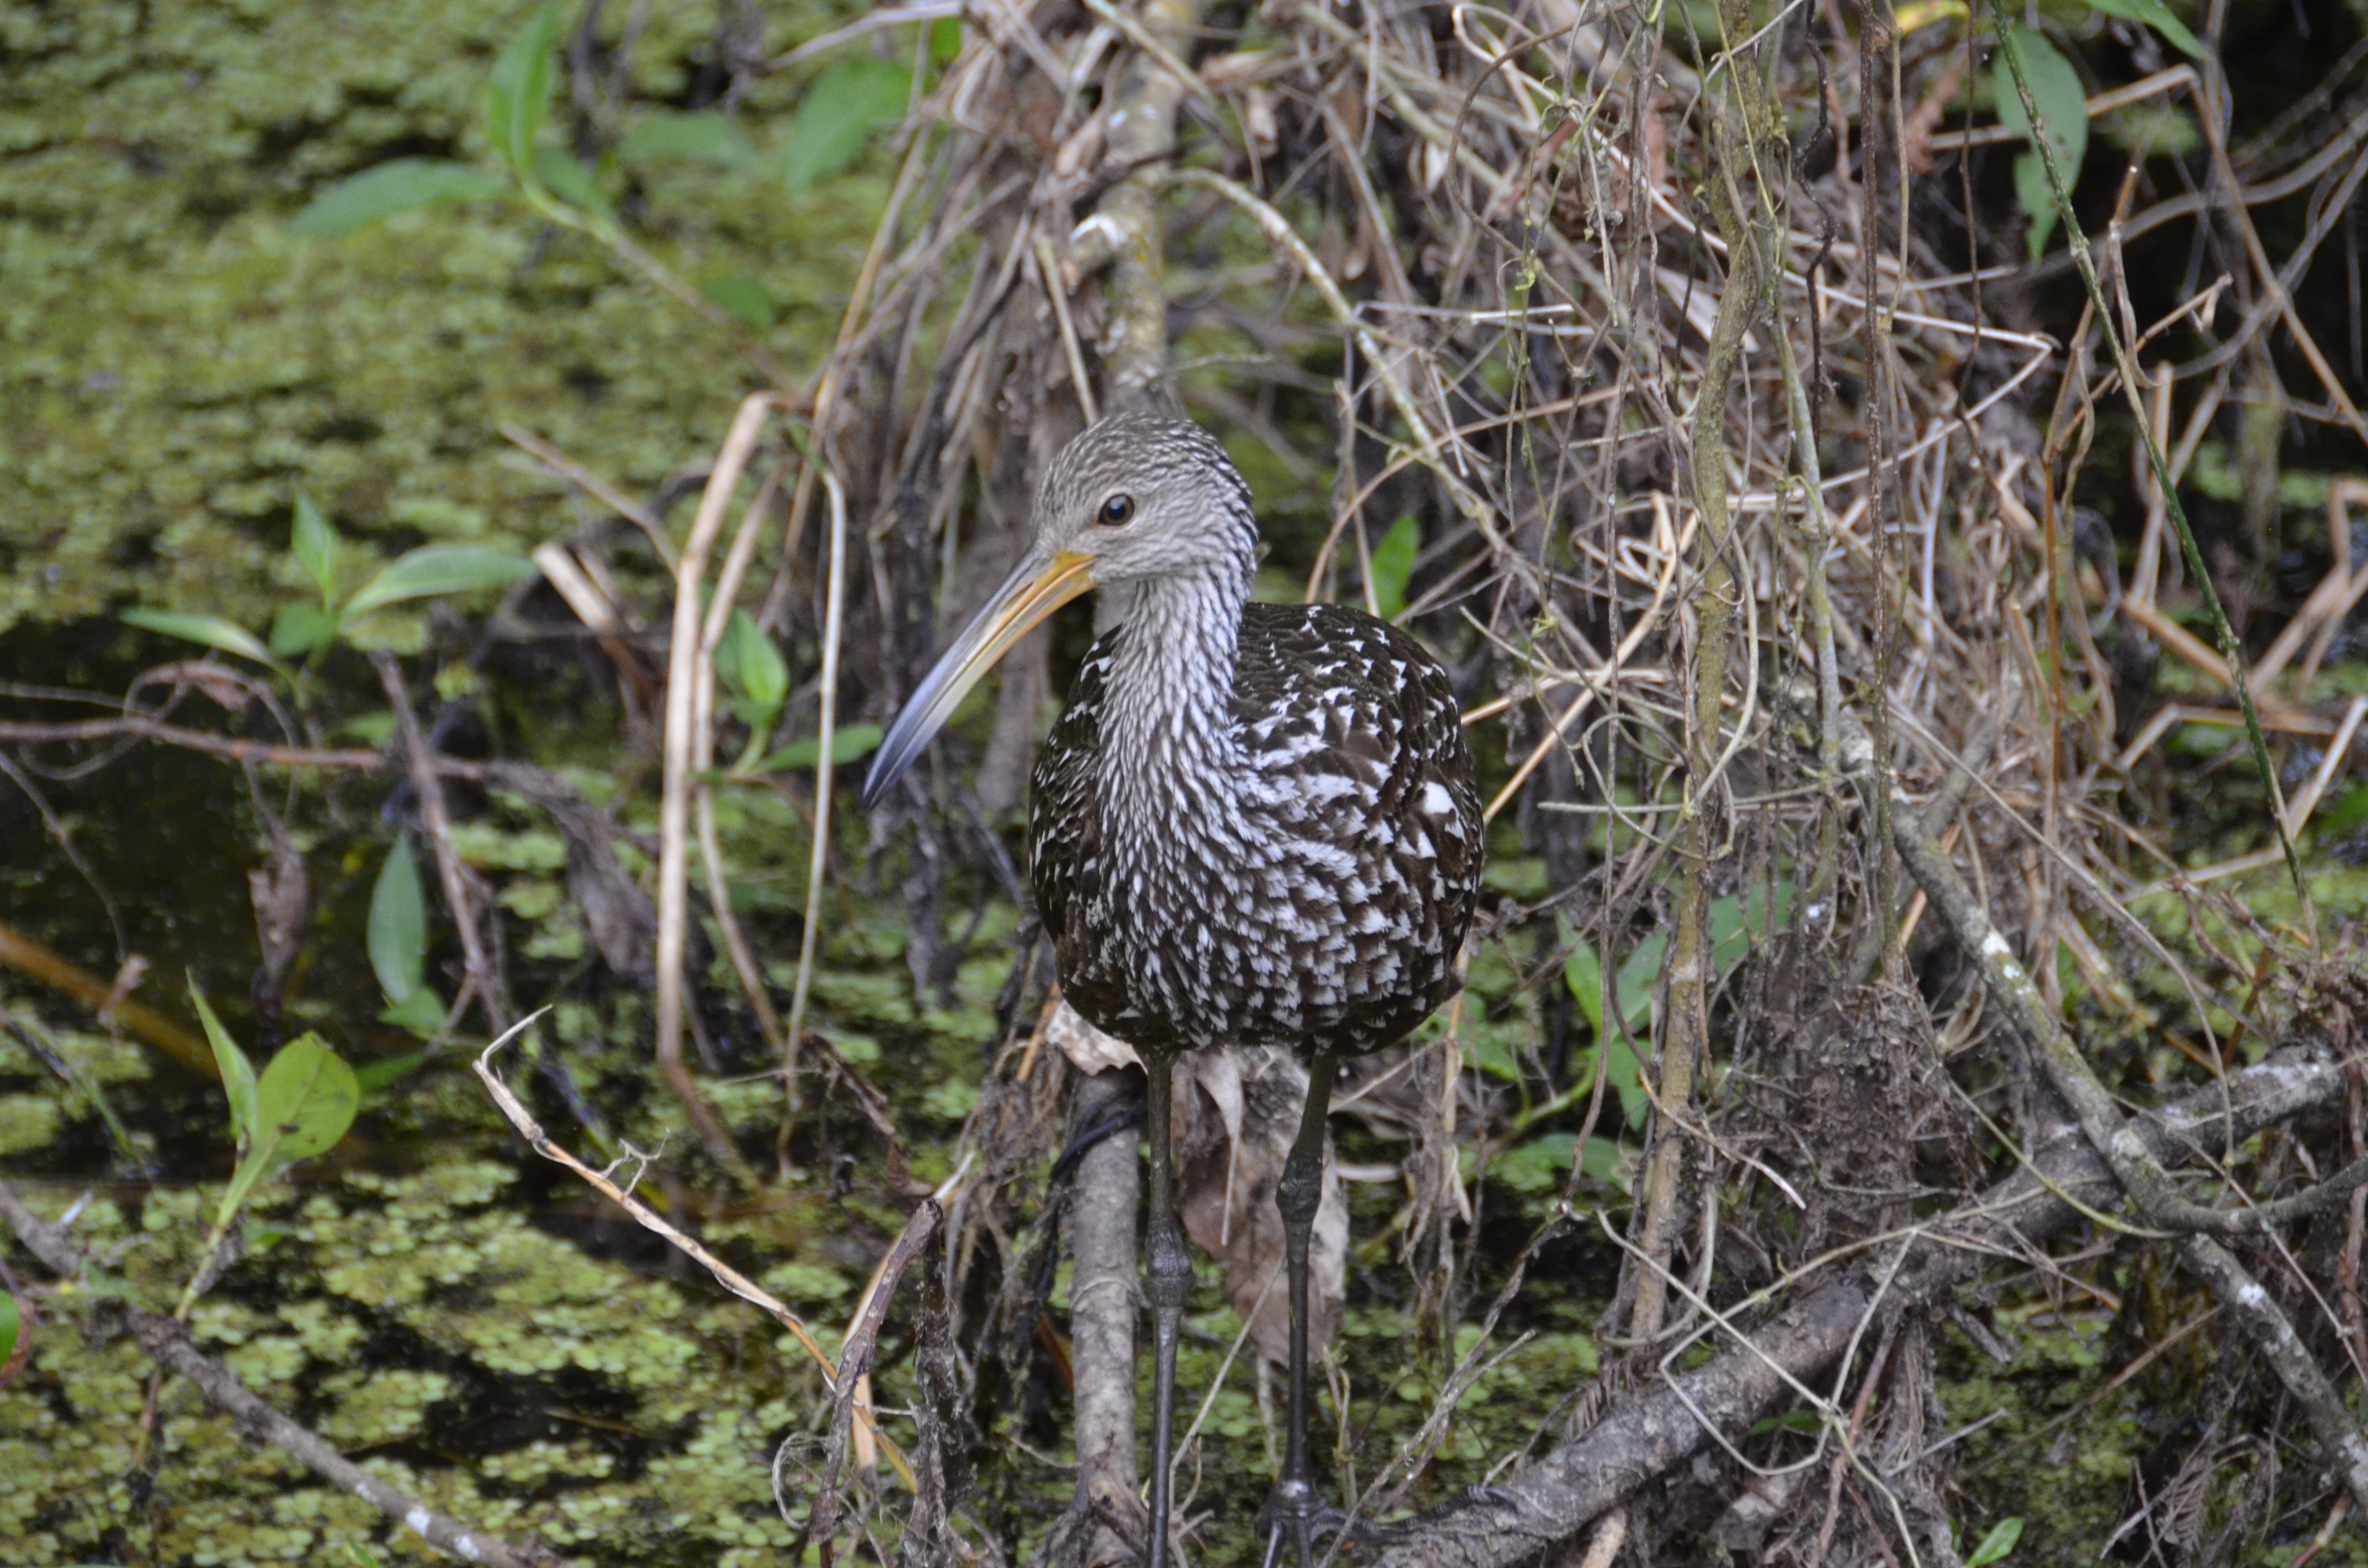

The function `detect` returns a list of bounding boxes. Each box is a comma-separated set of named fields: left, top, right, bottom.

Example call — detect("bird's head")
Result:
left=861, top=415, right=1258, bottom=808
left=1027, top=413, right=1260, bottom=586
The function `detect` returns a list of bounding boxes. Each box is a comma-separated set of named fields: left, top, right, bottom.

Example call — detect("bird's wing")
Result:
left=1236, top=603, right=1484, bottom=945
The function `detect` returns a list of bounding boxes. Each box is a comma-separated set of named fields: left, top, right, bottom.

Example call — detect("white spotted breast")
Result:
left=1029, top=601, right=1483, bottom=1059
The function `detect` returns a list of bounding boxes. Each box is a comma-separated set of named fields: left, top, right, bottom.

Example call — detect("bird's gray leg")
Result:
left=1261, top=1049, right=1341, bottom=1568
left=1143, top=1048, right=1188, bottom=1568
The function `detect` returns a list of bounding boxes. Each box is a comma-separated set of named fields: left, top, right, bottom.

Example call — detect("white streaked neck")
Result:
left=1098, top=569, right=1248, bottom=821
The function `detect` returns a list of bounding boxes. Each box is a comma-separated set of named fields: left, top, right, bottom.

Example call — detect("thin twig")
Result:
left=469, top=1016, right=916, bottom=1488
left=373, top=651, right=509, bottom=1034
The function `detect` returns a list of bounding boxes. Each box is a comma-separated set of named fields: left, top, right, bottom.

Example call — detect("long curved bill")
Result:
left=860, top=549, right=1095, bottom=809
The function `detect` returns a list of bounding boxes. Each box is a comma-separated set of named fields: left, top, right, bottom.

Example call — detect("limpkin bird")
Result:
left=862, top=414, right=1482, bottom=1568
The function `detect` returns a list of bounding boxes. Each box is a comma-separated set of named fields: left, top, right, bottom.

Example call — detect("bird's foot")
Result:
left=1257, top=1477, right=1346, bottom=1568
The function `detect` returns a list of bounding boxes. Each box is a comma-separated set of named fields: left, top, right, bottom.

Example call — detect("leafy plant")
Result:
left=719, top=610, right=789, bottom=728
left=1991, top=26, right=2087, bottom=259
left=2315, top=781, right=2368, bottom=838
left=486, top=4, right=577, bottom=202
left=755, top=723, right=885, bottom=774
left=1560, top=880, right=1793, bottom=1127
left=617, top=109, right=759, bottom=170
left=123, top=498, right=538, bottom=668
left=181, top=983, right=361, bottom=1317
left=781, top=58, right=914, bottom=192
left=712, top=614, right=888, bottom=774
left=1493, top=1131, right=1627, bottom=1195
left=118, top=608, right=277, bottom=666
left=1747, top=1409, right=1824, bottom=1436
left=284, top=159, right=507, bottom=237
left=1964, top=1517, right=2024, bottom=1568
left=369, top=833, right=446, bottom=1037
left=285, top=7, right=913, bottom=245
left=713, top=609, right=796, bottom=771
left=1367, top=514, right=1421, bottom=621
left=0, top=1289, right=20, bottom=1383
left=1978, top=3, right=2198, bottom=259
left=2081, top=0, right=2201, bottom=58
left=699, top=273, right=778, bottom=329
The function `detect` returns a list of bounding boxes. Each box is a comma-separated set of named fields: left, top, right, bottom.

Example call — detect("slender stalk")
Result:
left=656, top=394, right=781, bottom=1179
left=782, top=470, right=850, bottom=1137
left=1632, top=3, right=1764, bottom=1337
left=693, top=462, right=789, bottom=1061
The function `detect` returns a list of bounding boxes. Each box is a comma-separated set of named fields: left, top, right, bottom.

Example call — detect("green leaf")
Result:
left=1563, top=940, right=1606, bottom=1038
left=756, top=723, right=886, bottom=772
left=269, top=602, right=341, bottom=660
left=2080, top=0, right=2203, bottom=56
left=1965, top=1518, right=2024, bottom=1568
left=252, top=1033, right=360, bottom=1163
left=216, top=1034, right=359, bottom=1226
left=699, top=273, right=777, bottom=330
left=1709, top=878, right=1794, bottom=977
left=2013, top=153, right=2058, bottom=259
left=338, top=710, right=399, bottom=747
left=1465, top=1030, right=1523, bottom=1083
left=344, top=544, right=540, bottom=618
left=1615, top=931, right=1664, bottom=1031
left=1579, top=1136, right=1626, bottom=1183
left=187, top=980, right=258, bottom=1146
left=286, top=159, right=507, bottom=237
left=121, top=609, right=275, bottom=667
left=1570, top=1015, right=1651, bottom=1128
left=781, top=58, right=913, bottom=192
left=1493, top=1134, right=1623, bottom=1194
left=1494, top=1133, right=1580, bottom=1193
left=529, top=144, right=603, bottom=212
left=617, top=110, right=756, bottom=169
left=378, top=990, right=448, bottom=1039
left=1748, top=1409, right=1825, bottom=1436
left=1600, top=1035, right=1651, bottom=1128
left=367, top=833, right=428, bottom=1006
left=0, top=1289, right=18, bottom=1374
left=486, top=2, right=564, bottom=175
left=2102, top=101, right=2200, bottom=159
left=1992, top=27, right=2087, bottom=259
left=2317, top=782, right=2368, bottom=837
left=1368, top=515, right=1420, bottom=620
left=720, top=610, right=789, bottom=710
left=291, top=495, right=339, bottom=606
left=354, top=1051, right=424, bottom=1094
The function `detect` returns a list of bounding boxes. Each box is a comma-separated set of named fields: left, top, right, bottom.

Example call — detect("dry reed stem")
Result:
left=470, top=1014, right=915, bottom=1488
left=782, top=469, right=852, bottom=1129
left=694, top=460, right=790, bottom=1062
left=655, top=392, right=787, bottom=1180
left=498, top=420, right=678, bottom=570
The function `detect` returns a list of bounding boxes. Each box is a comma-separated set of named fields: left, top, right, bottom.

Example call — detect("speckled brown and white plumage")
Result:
left=1024, top=417, right=1482, bottom=1064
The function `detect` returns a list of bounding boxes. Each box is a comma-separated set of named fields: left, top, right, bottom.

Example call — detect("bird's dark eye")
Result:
left=1098, top=494, right=1135, bottom=527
